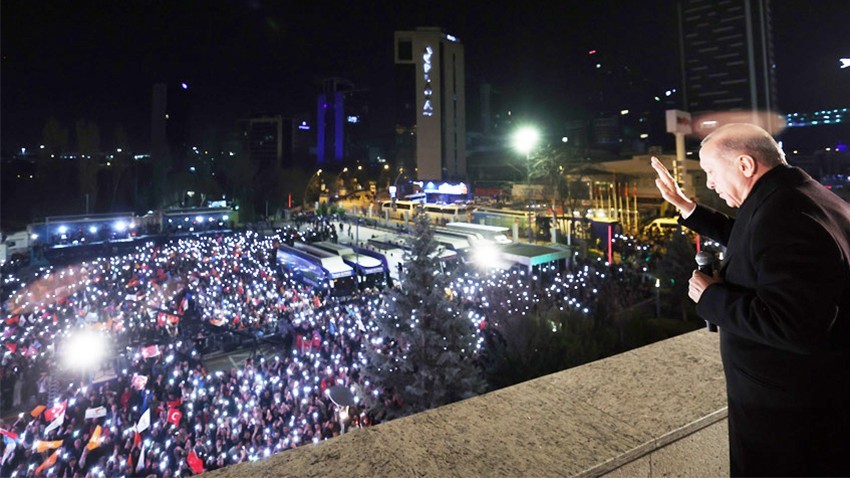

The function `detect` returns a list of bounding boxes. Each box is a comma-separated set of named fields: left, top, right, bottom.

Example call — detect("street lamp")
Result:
left=512, top=126, right=540, bottom=184
left=391, top=167, right=406, bottom=201
left=513, top=126, right=540, bottom=242
left=334, top=167, right=349, bottom=198
left=302, top=169, right=323, bottom=209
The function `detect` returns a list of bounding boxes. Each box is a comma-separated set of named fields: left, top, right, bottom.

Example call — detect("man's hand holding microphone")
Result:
left=650, top=157, right=722, bottom=308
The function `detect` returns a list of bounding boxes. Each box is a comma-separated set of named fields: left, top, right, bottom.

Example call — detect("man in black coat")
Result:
left=651, top=123, right=850, bottom=476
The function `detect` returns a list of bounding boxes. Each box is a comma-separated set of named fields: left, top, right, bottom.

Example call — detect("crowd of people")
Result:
left=0, top=218, right=658, bottom=477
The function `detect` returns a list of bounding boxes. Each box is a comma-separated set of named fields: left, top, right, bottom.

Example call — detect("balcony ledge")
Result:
left=207, top=330, right=728, bottom=478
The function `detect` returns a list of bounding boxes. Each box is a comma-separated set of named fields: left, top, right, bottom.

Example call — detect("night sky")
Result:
left=2, top=0, right=848, bottom=154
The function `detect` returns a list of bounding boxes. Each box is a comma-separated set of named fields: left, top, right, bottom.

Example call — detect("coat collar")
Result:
left=737, top=165, right=809, bottom=218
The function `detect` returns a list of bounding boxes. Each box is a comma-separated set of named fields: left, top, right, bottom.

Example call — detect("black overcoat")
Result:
left=680, top=165, right=850, bottom=476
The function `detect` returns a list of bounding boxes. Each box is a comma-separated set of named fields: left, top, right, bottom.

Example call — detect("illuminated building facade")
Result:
left=316, top=78, right=369, bottom=165
left=394, top=27, right=466, bottom=181
left=678, top=0, right=778, bottom=130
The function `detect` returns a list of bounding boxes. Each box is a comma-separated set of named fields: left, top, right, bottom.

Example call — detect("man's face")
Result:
left=699, top=141, right=747, bottom=208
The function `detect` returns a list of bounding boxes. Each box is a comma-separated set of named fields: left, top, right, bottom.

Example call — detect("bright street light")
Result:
left=512, top=126, right=540, bottom=185
left=512, top=126, right=540, bottom=156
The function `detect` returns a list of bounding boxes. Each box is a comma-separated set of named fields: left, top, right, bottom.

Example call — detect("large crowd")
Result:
left=0, top=219, right=656, bottom=477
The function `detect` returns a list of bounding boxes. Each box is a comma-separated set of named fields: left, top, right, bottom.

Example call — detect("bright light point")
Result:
left=89, top=226, right=98, bottom=234
left=58, top=226, right=68, bottom=234
left=840, top=58, right=850, bottom=69
left=640, top=133, right=649, bottom=139
left=182, top=82, right=189, bottom=89
left=513, top=126, right=540, bottom=155
left=665, top=90, right=673, bottom=96
left=620, top=109, right=629, bottom=115
left=114, top=221, right=127, bottom=232
left=63, top=330, right=108, bottom=371
left=561, top=136, right=568, bottom=143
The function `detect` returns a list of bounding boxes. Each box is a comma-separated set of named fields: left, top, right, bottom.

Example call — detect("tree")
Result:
left=527, top=142, right=581, bottom=238
left=362, top=208, right=486, bottom=419
left=654, top=230, right=699, bottom=322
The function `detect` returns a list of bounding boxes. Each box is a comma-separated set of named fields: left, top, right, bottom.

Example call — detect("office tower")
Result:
left=394, top=27, right=466, bottom=181
left=316, top=78, right=369, bottom=165
left=678, top=0, right=778, bottom=131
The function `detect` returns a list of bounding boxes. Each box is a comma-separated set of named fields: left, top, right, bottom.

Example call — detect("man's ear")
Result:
left=738, top=154, right=757, bottom=178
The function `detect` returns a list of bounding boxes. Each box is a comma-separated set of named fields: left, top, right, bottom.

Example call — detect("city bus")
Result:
left=365, top=233, right=461, bottom=281
left=276, top=244, right=357, bottom=297
left=302, top=241, right=389, bottom=290
left=445, top=222, right=512, bottom=244
left=380, top=200, right=473, bottom=224
left=471, top=207, right=534, bottom=230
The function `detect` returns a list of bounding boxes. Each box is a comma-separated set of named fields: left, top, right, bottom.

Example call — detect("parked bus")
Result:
left=380, top=200, right=473, bottom=224
left=445, top=222, right=512, bottom=244
left=471, top=207, right=534, bottom=230
left=366, top=233, right=461, bottom=280
left=276, top=244, right=357, bottom=296
left=303, top=241, right=389, bottom=290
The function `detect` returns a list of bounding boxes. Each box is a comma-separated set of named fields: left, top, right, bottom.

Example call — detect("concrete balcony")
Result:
left=207, top=330, right=728, bottom=477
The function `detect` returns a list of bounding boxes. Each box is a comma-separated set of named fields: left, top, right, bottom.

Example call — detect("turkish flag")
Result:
left=187, top=449, right=205, bottom=474
left=167, top=408, right=182, bottom=426
left=44, top=401, right=66, bottom=422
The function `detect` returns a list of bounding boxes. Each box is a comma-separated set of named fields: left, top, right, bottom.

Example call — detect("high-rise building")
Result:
left=239, top=115, right=313, bottom=170
left=394, top=27, right=466, bottom=181
left=150, top=82, right=192, bottom=172
left=678, top=0, right=778, bottom=131
left=316, top=78, right=370, bottom=165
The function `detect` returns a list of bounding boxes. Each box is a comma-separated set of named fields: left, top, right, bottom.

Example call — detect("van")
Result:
left=643, top=217, right=682, bottom=236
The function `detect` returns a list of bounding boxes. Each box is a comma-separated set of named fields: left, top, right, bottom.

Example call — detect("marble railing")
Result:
left=207, top=330, right=728, bottom=478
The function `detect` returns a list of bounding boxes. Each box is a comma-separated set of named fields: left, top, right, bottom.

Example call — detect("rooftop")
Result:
left=206, top=330, right=728, bottom=478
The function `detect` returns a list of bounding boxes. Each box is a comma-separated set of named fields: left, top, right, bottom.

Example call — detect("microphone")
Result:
left=695, top=251, right=718, bottom=332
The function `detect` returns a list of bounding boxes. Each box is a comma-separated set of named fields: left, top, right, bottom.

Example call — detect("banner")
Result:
left=85, top=406, right=107, bottom=420
left=131, top=374, right=148, bottom=391
left=33, top=440, right=63, bottom=453
left=141, top=345, right=160, bottom=359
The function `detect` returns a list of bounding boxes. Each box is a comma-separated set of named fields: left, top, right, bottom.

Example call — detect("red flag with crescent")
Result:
left=167, top=408, right=182, bottom=426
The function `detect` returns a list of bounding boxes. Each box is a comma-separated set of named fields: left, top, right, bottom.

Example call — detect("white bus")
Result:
left=445, top=222, right=512, bottom=244
left=380, top=200, right=472, bottom=223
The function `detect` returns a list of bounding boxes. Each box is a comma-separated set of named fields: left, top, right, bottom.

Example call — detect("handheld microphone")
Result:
left=695, top=251, right=718, bottom=332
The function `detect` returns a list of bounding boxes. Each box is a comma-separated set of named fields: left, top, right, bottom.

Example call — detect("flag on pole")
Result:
left=35, top=448, right=61, bottom=475
left=44, top=401, right=66, bottom=422
left=43, top=412, right=64, bottom=435
left=136, top=440, right=147, bottom=473
left=0, top=429, right=19, bottom=442
left=86, top=425, right=103, bottom=451
left=136, top=407, right=150, bottom=433
left=30, top=405, right=47, bottom=418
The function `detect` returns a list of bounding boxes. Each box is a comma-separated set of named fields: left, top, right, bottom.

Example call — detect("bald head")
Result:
left=701, top=123, right=787, bottom=169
